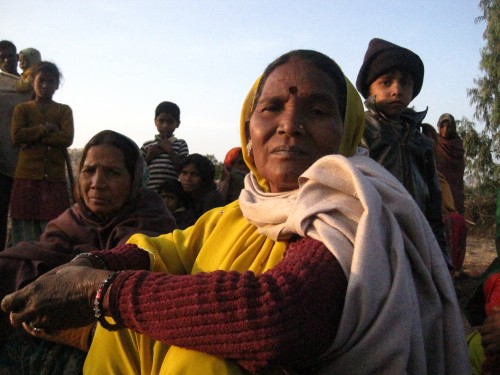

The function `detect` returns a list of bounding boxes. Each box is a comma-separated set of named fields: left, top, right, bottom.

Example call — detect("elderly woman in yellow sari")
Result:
left=2, top=50, right=469, bottom=374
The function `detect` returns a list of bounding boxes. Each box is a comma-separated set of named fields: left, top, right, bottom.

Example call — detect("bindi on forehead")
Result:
left=288, top=86, right=298, bottom=94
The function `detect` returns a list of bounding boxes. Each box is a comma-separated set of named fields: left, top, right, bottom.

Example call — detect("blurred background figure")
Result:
left=18, top=48, right=41, bottom=74
left=142, top=101, right=189, bottom=193
left=16, top=47, right=41, bottom=93
left=0, top=40, right=32, bottom=251
left=217, top=147, right=249, bottom=204
left=421, top=122, right=467, bottom=275
left=10, top=61, right=74, bottom=245
left=436, top=113, right=466, bottom=215
left=159, top=178, right=196, bottom=229
left=178, top=153, right=224, bottom=221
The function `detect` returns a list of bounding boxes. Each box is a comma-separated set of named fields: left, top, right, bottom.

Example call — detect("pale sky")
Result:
left=2, top=0, right=485, bottom=161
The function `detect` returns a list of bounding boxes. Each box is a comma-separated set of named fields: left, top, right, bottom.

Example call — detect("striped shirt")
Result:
left=141, top=136, right=189, bottom=193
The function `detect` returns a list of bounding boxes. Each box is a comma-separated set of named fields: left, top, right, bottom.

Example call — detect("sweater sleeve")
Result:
left=42, top=104, right=74, bottom=148
left=106, top=237, right=347, bottom=373
left=90, top=244, right=151, bottom=271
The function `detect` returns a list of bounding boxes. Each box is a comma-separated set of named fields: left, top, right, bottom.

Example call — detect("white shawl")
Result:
left=239, top=152, right=470, bottom=374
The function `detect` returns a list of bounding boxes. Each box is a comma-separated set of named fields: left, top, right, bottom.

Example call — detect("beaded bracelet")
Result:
left=72, top=252, right=108, bottom=270
left=93, top=271, right=121, bottom=331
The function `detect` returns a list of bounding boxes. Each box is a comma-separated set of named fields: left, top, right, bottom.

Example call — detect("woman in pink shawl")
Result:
left=436, top=113, right=466, bottom=214
left=0, top=130, right=175, bottom=374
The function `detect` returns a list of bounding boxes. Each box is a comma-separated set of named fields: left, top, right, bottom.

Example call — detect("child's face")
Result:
left=18, top=53, right=29, bottom=72
left=162, top=192, right=180, bottom=212
left=155, top=112, right=179, bottom=138
left=369, top=70, right=414, bottom=120
left=34, top=71, right=59, bottom=100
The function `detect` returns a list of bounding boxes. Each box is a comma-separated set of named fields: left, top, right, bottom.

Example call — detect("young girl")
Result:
left=10, top=61, right=74, bottom=245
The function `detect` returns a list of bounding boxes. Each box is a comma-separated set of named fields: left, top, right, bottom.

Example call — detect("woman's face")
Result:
left=79, top=144, right=132, bottom=217
left=249, top=58, right=344, bottom=193
left=439, top=121, right=451, bottom=138
left=179, top=163, right=203, bottom=194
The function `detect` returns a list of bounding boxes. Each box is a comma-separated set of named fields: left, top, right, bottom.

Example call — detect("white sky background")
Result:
left=2, top=0, right=485, bottom=161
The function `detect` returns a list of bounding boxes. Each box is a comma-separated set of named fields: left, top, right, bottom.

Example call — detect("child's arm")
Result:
left=11, top=104, right=49, bottom=145
left=157, top=138, right=188, bottom=169
left=41, top=105, right=74, bottom=148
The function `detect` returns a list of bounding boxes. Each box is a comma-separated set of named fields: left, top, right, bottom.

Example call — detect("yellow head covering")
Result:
left=240, top=57, right=365, bottom=192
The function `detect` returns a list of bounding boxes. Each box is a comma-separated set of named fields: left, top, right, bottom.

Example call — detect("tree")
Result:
left=459, top=0, right=500, bottom=195
left=457, top=117, right=498, bottom=195
left=467, top=0, right=500, bottom=161
left=204, top=154, right=223, bottom=180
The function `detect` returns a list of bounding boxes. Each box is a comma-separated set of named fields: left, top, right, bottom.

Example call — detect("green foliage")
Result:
left=457, top=117, right=499, bottom=195
left=467, top=0, right=500, bottom=160
left=204, top=154, right=223, bottom=180
left=459, top=0, right=500, bottom=224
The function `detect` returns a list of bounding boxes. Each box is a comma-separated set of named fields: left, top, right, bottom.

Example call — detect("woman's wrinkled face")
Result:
left=79, top=145, right=132, bottom=217
left=249, top=58, right=344, bottom=192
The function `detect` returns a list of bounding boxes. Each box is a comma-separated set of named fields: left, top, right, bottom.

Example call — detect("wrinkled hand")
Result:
left=480, top=307, right=500, bottom=354
left=1, top=265, right=111, bottom=332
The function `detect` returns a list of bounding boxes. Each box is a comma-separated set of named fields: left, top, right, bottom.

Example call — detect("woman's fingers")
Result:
left=3, top=266, right=112, bottom=331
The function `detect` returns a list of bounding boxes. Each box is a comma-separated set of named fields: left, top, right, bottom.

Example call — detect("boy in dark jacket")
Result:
left=356, top=38, right=450, bottom=267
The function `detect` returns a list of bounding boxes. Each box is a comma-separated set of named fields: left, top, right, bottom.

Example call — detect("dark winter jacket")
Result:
left=361, top=98, right=449, bottom=266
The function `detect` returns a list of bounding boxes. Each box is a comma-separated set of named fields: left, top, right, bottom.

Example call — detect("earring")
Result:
left=246, top=140, right=253, bottom=156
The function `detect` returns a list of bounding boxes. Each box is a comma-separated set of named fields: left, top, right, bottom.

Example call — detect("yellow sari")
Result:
left=84, top=69, right=364, bottom=375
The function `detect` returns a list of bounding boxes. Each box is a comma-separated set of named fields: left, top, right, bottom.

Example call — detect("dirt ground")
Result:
left=455, top=227, right=497, bottom=333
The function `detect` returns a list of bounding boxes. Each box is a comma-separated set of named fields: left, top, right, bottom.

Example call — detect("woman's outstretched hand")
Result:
left=1, top=265, right=111, bottom=333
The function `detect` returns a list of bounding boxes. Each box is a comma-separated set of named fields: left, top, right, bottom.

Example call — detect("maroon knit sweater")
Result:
left=94, top=237, right=347, bottom=373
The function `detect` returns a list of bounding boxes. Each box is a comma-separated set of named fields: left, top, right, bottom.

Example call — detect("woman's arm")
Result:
left=106, top=237, right=347, bottom=372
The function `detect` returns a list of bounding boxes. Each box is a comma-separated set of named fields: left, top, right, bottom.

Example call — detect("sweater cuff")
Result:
left=90, top=244, right=150, bottom=271
left=106, top=270, right=147, bottom=327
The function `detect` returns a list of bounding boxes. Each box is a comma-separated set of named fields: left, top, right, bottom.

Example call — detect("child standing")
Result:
left=141, top=101, right=189, bottom=193
left=356, top=38, right=449, bottom=267
left=16, top=47, right=42, bottom=93
left=10, top=61, right=74, bottom=245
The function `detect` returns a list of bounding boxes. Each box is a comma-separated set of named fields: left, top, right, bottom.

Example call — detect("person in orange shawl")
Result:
left=0, top=130, right=175, bottom=374
left=2, top=50, right=469, bottom=374
left=217, top=146, right=249, bottom=204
